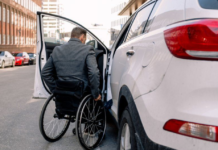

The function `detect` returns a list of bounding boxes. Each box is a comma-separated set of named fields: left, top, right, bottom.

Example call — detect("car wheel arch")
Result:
left=118, top=95, right=128, bottom=125
left=118, top=85, right=136, bottom=124
left=117, top=85, right=173, bottom=150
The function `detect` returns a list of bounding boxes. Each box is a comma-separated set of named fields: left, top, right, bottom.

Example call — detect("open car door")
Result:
left=33, top=12, right=109, bottom=99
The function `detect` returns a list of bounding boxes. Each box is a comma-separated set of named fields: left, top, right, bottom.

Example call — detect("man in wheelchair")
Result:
left=39, top=27, right=106, bottom=149
left=42, top=27, right=101, bottom=114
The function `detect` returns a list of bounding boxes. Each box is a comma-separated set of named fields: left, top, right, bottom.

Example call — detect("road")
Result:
left=0, top=65, right=118, bottom=150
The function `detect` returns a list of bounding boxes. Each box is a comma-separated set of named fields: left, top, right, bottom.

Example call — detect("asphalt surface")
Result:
left=0, top=65, right=118, bottom=150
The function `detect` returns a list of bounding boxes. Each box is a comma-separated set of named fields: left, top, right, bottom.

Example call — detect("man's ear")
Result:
left=79, top=34, right=84, bottom=41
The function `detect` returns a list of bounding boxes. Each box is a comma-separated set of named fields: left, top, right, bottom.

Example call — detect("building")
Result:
left=0, top=0, right=42, bottom=54
left=110, top=0, right=148, bottom=45
left=119, top=0, right=147, bottom=16
left=41, top=0, right=63, bottom=43
left=110, top=0, right=130, bottom=45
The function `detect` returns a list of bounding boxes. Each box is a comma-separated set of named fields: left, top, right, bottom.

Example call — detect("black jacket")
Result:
left=41, top=38, right=100, bottom=99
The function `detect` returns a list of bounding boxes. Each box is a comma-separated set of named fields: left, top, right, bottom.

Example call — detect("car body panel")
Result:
left=15, top=57, right=24, bottom=66
left=135, top=57, right=218, bottom=150
left=132, top=0, right=218, bottom=149
left=0, top=56, right=4, bottom=67
left=185, top=0, right=218, bottom=20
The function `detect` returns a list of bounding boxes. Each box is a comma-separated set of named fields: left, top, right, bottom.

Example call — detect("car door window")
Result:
left=144, top=0, right=160, bottom=33
left=42, top=15, right=99, bottom=60
left=125, top=3, right=155, bottom=42
left=0, top=51, right=4, bottom=56
left=42, top=15, right=96, bottom=46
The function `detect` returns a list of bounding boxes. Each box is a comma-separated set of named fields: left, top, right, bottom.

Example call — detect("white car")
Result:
left=34, top=0, right=218, bottom=149
left=0, top=51, right=15, bottom=68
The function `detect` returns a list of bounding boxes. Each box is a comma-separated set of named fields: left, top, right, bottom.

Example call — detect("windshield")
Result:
left=28, top=53, right=34, bottom=57
left=13, top=53, right=23, bottom=57
left=0, top=51, right=5, bottom=56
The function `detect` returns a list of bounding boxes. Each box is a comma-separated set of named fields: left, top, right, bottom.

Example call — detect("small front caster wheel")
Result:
left=72, top=128, right=76, bottom=135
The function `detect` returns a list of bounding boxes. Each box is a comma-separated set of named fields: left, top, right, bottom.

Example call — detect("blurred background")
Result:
left=0, top=0, right=147, bottom=53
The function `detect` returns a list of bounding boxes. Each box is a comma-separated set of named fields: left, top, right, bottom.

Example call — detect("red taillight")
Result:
left=164, top=19, right=218, bottom=60
left=164, top=119, right=218, bottom=142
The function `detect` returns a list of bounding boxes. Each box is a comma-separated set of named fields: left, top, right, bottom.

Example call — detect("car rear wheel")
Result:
left=117, top=108, right=137, bottom=150
left=1, top=61, right=5, bottom=69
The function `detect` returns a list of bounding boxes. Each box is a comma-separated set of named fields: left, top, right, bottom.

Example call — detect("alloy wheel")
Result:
left=120, top=123, right=131, bottom=150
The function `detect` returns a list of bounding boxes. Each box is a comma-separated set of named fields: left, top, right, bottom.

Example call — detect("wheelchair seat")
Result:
left=53, top=79, right=85, bottom=116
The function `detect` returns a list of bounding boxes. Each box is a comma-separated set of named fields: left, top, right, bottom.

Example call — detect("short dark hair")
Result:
left=71, top=27, right=87, bottom=38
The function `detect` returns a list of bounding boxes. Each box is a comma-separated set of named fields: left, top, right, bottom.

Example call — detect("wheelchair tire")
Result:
left=39, top=94, right=71, bottom=142
left=76, top=95, right=106, bottom=150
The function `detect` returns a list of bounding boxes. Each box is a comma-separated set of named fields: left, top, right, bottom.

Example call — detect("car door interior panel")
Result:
left=45, top=42, right=61, bottom=60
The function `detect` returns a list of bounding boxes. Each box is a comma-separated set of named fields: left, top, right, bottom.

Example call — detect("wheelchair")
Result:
left=39, top=80, right=106, bottom=150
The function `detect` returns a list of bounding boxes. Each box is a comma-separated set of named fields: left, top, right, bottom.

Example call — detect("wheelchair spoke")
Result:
left=56, top=121, right=60, bottom=137
left=44, top=118, right=55, bottom=126
left=90, top=124, right=95, bottom=134
left=82, top=111, right=88, bottom=120
left=83, top=123, right=92, bottom=134
left=86, top=105, right=92, bottom=119
left=91, top=100, right=97, bottom=118
left=93, top=106, right=102, bottom=120
left=44, top=118, right=55, bottom=132
left=82, top=117, right=91, bottom=122
left=85, top=133, right=90, bottom=146
left=49, top=119, right=56, bottom=137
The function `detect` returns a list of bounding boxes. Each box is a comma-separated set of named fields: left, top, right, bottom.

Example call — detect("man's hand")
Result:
left=95, top=94, right=101, bottom=101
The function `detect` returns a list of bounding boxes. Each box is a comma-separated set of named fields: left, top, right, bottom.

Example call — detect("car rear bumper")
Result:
left=135, top=57, right=218, bottom=150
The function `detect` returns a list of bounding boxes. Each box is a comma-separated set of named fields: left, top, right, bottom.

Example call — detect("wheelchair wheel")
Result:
left=76, top=95, right=106, bottom=150
left=39, top=94, right=71, bottom=142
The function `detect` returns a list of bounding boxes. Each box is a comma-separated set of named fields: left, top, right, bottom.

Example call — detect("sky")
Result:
left=60, top=0, right=111, bottom=28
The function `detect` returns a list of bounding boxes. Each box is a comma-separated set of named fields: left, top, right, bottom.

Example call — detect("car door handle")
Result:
left=126, top=50, right=135, bottom=56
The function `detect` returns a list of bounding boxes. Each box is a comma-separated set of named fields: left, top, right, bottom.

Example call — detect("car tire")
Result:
left=117, top=108, right=137, bottom=150
left=11, top=61, right=15, bottom=67
left=1, top=61, right=5, bottom=69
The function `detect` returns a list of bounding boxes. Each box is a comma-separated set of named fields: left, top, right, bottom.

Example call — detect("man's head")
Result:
left=71, top=27, right=87, bottom=44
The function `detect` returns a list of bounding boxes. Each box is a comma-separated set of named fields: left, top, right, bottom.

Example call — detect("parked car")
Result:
left=0, top=51, right=15, bottom=68
left=28, top=53, right=36, bottom=65
left=13, top=52, right=30, bottom=66
left=34, top=0, right=218, bottom=149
